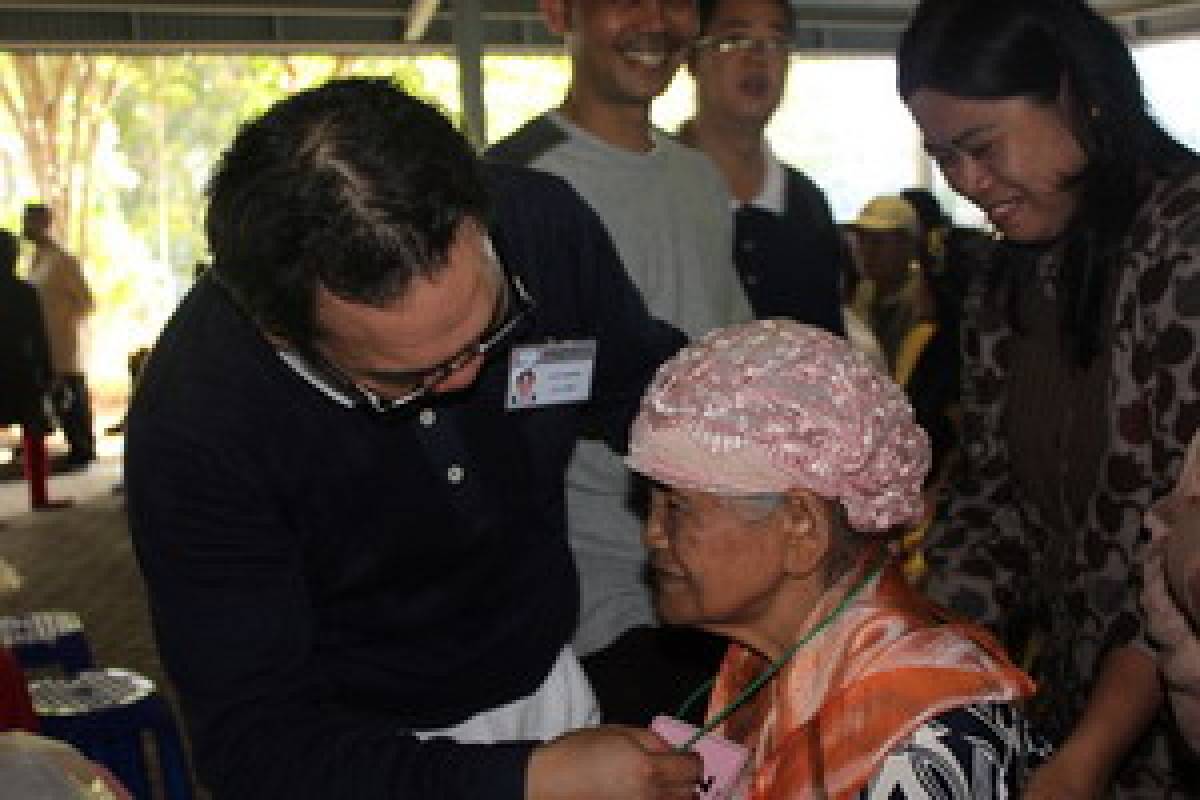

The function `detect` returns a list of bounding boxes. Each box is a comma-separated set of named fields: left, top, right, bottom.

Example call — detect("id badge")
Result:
left=506, top=340, right=596, bottom=410
left=650, top=716, right=749, bottom=800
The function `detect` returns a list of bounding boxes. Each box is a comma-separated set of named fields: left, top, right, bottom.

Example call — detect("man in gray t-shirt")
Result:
left=489, top=0, right=751, bottom=725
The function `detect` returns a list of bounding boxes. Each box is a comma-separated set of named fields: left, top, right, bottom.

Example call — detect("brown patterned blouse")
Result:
left=923, top=161, right=1200, bottom=796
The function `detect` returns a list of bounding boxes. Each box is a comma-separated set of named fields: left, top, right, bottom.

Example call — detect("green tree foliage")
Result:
left=0, top=52, right=126, bottom=260
left=109, top=54, right=435, bottom=288
left=0, top=53, right=439, bottom=391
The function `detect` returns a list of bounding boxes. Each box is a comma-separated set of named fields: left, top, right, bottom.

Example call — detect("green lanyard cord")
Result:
left=672, top=559, right=885, bottom=752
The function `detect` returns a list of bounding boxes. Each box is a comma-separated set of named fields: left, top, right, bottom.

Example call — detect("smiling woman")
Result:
left=625, top=319, right=1049, bottom=799
left=896, top=0, right=1200, bottom=795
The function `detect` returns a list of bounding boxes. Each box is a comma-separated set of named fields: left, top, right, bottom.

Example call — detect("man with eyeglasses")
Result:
left=125, top=78, right=702, bottom=799
left=678, top=0, right=847, bottom=335
left=488, top=0, right=752, bottom=727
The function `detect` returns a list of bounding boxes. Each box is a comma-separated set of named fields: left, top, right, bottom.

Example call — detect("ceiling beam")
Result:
left=404, top=0, right=439, bottom=41
left=0, top=1, right=1197, bottom=52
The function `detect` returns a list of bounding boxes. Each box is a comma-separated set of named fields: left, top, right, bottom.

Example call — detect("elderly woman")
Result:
left=627, top=319, right=1047, bottom=798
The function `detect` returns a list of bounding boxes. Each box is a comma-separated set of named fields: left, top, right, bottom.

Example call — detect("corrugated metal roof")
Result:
left=0, top=1, right=1196, bottom=52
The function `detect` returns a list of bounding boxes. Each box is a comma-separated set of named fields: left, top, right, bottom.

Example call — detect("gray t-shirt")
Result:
left=490, top=112, right=752, bottom=654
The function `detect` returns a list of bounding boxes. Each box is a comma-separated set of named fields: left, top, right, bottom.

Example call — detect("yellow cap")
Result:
left=852, top=195, right=920, bottom=236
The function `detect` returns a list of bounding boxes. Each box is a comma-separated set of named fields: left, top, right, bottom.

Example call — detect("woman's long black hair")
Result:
left=896, top=0, right=1192, bottom=367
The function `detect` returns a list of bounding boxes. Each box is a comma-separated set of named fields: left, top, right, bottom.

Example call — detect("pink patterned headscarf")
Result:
left=627, top=319, right=930, bottom=532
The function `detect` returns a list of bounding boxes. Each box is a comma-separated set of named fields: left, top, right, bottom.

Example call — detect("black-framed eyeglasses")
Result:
left=694, top=34, right=791, bottom=57
left=306, top=266, right=534, bottom=413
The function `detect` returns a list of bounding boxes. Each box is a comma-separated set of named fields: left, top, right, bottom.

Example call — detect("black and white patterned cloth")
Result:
left=29, top=669, right=155, bottom=716
left=860, top=702, right=1053, bottom=799
left=0, top=611, right=83, bottom=647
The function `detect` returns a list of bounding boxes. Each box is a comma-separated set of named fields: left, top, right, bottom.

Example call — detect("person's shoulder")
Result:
left=13, top=276, right=38, bottom=299
left=135, top=278, right=278, bottom=415
left=484, top=159, right=575, bottom=197
left=482, top=162, right=615, bottom=288
left=36, top=242, right=79, bottom=272
left=482, top=162, right=597, bottom=229
left=657, top=132, right=730, bottom=198
left=45, top=241, right=80, bottom=264
left=658, top=131, right=718, bottom=173
left=1130, top=158, right=1200, bottom=263
left=0, top=276, right=35, bottom=303
left=862, top=702, right=1051, bottom=798
left=1135, top=158, right=1200, bottom=219
left=485, top=114, right=568, bottom=167
left=781, top=165, right=829, bottom=204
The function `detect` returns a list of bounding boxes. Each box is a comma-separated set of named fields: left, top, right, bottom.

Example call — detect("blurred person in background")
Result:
left=0, top=228, right=69, bottom=510
left=22, top=204, right=95, bottom=471
left=847, top=194, right=933, bottom=376
left=677, top=0, right=845, bottom=334
left=838, top=225, right=889, bottom=372
left=489, top=0, right=751, bottom=725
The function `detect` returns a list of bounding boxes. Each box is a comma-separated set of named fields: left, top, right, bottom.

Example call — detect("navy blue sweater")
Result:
left=126, top=164, right=684, bottom=799
left=733, top=167, right=846, bottom=336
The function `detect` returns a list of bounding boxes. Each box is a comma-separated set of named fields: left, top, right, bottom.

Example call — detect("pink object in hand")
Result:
left=650, top=716, right=749, bottom=800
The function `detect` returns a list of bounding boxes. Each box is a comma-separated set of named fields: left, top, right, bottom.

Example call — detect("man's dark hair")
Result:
left=696, top=0, right=795, bottom=34
left=896, top=0, right=1193, bottom=367
left=206, top=76, right=489, bottom=347
left=0, top=228, right=18, bottom=276
left=900, top=188, right=949, bottom=275
left=899, top=188, right=948, bottom=233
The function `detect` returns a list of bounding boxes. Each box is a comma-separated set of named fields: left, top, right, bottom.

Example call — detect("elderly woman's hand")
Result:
left=526, top=725, right=702, bottom=800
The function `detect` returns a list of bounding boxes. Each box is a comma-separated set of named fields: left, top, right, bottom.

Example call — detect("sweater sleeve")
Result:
left=1131, top=171, right=1200, bottom=641
left=859, top=703, right=1051, bottom=798
left=920, top=278, right=1032, bottom=637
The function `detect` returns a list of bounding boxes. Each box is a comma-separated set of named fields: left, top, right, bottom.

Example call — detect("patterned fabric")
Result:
left=860, top=703, right=1051, bottom=799
left=1142, top=430, right=1200, bottom=751
left=923, top=162, right=1200, bottom=795
left=707, top=560, right=1035, bottom=800
left=28, top=669, right=154, bottom=716
left=626, top=320, right=930, bottom=532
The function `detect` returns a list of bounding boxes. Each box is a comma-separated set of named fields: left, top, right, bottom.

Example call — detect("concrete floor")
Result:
left=1, top=435, right=202, bottom=798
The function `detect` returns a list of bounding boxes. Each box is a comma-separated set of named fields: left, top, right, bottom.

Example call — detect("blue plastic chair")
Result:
left=29, top=668, right=193, bottom=800
left=0, top=611, right=94, bottom=675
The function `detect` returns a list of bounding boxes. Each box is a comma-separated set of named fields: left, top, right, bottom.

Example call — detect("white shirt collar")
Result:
left=738, top=144, right=786, bottom=215
left=277, top=349, right=356, bottom=408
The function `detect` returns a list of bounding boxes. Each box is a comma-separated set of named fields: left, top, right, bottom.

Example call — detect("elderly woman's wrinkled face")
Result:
left=644, top=486, right=790, bottom=628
